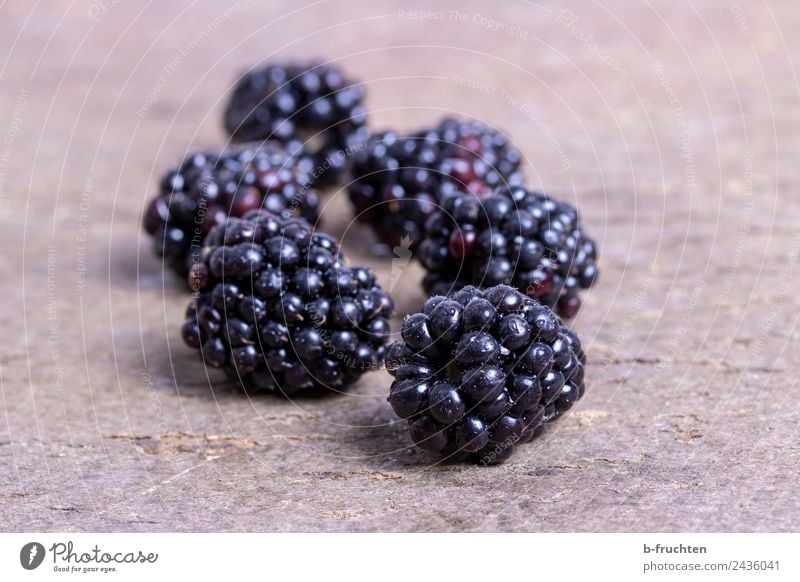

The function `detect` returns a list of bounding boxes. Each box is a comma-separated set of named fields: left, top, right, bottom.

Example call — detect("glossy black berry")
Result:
left=183, top=211, right=393, bottom=395
left=418, top=186, right=599, bottom=318
left=224, top=60, right=368, bottom=187
left=143, top=142, right=320, bottom=279
left=428, top=381, right=466, bottom=424
left=348, top=117, right=524, bottom=251
left=387, top=285, right=587, bottom=464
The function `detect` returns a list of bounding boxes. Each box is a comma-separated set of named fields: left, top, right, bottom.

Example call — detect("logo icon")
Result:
left=20, top=542, right=45, bottom=570
left=390, top=235, right=413, bottom=291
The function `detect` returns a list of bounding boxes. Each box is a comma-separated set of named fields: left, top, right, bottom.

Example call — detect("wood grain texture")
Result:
left=1, top=0, right=799, bottom=532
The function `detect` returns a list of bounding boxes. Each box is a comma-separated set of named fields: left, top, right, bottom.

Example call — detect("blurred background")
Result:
left=1, top=0, right=799, bottom=531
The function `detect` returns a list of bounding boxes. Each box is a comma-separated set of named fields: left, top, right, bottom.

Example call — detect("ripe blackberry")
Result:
left=386, top=285, right=586, bottom=464
left=182, top=210, right=394, bottom=395
left=224, top=60, right=369, bottom=187
left=348, top=117, right=524, bottom=251
left=417, top=186, right=598, bottom=318
left=143, top=142, right=320, bottom=278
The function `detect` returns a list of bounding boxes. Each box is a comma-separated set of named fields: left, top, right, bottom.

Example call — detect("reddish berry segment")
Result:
left=348, top=117, right=523, bottom=251
left=386, top=285, right=587, bottom=465
left=447, top=228, right=476, bottom=259
left=418, top=186, right=598, bottom=318
left=143, top=143, right=320, bottom=279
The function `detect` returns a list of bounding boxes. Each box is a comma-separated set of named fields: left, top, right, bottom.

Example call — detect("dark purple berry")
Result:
left=385, top=285, right=586, bottom=464
left=454, top=332, right=499, bottom=366
left=496, top=314, right=531, bottom=350
left=181, top=321, right=202, bottom=349
left=348, top=117, right=523, bottom=252
left=462, top=364, right=505, bottom=402
left=455, top=417, right=490, bottom=452
left=418, top=186, right=598, bottom=318
left=427, top=381, right=466, bottom=424
left=388, top=380, right=430, bottom=419
left=462, top=298, right=497, bottom=331
left=409, top=415, right=449, bottom=452
left=181, top=211, right=393, bottom=395
left=401, top=313, right=434, bottom=351
left=428, top=300, right=463, bottom=345
left=224, top=60, right=368, bottom=187
left=143, top=142, right=320, bottom=280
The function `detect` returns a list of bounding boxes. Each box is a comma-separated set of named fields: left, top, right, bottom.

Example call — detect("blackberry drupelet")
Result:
left=182, top=210, right=394, bottom=395
left=143, top=142, right=320, bottom=278
left=417, top=185, right=598, bottom=318
left=386, top=285, right=586, bottom=464
left=224, top=60, right=369, bottom=187
left=348, top=117, right=524, bottom=251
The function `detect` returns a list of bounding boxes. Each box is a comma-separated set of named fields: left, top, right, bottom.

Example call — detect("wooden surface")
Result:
left=2, top=0, right=799, bottom=532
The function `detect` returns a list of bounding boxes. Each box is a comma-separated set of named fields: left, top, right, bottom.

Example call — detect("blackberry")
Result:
left=224, top=60, right=369, bottom=187
left=386, top=285, right=586, bottom=464
left=348, top=117, right=524, bottom=251
left=417, top=186, right=598, bottom=318
left=182, top=210, right=394, bottom=395
left=143, top=142, right=320, bottom=278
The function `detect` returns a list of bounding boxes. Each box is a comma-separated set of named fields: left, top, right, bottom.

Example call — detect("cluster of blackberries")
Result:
left=143, top=142, right=320, bottom=277
left=418, top=186, right=598, bottom=318
left=344, top=117, right=597, bottom=318
left=183, top=210, right=393, bottom=395
left=142, top=58, right=596, bottom=465
left=224, top=60, right=369, bottom=187
left=386, top=285, right=585, bottom=464
left=348, top=117, right=524, bottom=250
